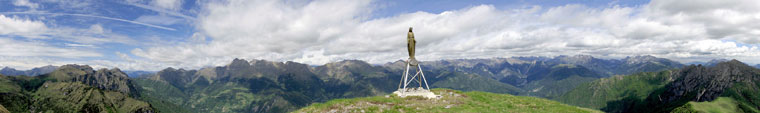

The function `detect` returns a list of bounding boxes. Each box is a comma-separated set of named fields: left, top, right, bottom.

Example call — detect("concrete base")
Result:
left=393, top=87, right=440, bottom=99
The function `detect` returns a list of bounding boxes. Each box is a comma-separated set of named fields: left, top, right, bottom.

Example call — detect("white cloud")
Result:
left=0, top=15, right=47, bottom=35
left=134, top=15, right=183, bottom=25
left=0, top=56, right=67, bottom=70
left=0, top=38, right=101, bottom=58
left=151, top=0, right=182, bottom=10
left=645, top=0, right=760, bottom=43
left=124, top=0, right=760, bottom=70
left=13, top=0, right=39, bottom=9
left=124, top=0, right=195, bottom=20
left=65, top=43, right=96, bottom=48
left=0, top=15, right=137, bottom=45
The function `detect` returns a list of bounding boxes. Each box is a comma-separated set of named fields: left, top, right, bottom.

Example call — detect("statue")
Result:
left=394, top=27, right=439, bottom=99
left=407, top=27, right=418, bottom=66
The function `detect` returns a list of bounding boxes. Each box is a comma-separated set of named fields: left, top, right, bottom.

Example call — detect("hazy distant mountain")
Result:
left=123, top=70, right=155, bottom=78
left=420, top=58, right=601, bottom=98
left=0, top=64, right=153, bottom=112
left=754, top=64, right=760, bottom=69
left=548, top=55, right=684, bottom=76
left=704, top=59, right=730, bottom=66
left=0, top=65, right=58, bottom=76
left=558, top=60, right=760, bottom=112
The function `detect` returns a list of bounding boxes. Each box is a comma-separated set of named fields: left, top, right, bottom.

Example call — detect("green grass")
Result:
left=688, top=97, right=740, bottom=113
left=295, top=88, right=601, bottom=113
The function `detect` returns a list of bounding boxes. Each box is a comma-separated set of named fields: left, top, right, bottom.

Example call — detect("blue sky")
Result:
left=1, top=0, right=759, bottom=71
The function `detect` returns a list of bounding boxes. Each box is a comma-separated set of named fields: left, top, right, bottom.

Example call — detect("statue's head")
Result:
left=409, top=27, right=413, bottom=32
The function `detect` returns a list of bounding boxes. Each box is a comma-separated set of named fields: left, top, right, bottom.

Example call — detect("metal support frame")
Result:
left=398, top=58, right=430, bottom=93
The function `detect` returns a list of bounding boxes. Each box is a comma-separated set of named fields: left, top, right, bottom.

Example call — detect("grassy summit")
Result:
left=296, top=88, right=600, bottom=113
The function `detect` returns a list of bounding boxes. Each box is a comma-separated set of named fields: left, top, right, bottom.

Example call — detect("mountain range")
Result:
left=133, top=55, right=686, bottom=112
left=558, top=60, right=760, bottom=112
left=2, top=55, right=756, bottom=113
left=0, top=65, right=58, bottom=76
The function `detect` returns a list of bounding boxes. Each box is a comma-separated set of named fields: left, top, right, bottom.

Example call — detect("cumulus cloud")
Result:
left=123, top=0, right=760, bottom=70
left=0, top=15, right=137, bottom=45
left=0, top=15, right=47, bottom=35
left=645, top=0, right=760, bottom=43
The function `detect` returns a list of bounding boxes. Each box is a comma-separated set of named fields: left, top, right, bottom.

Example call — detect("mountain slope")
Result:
left=296, top=89, right=601, bottom=113
left=557, top=70, right=675, bottom=111
left=558, top=60, right=760, bottom=113
left=0, top=65, right=154, bottom=113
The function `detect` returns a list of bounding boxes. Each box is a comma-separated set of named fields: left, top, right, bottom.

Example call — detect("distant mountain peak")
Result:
left=229, top=58, right=252, bottom=66
left=713, top=59, right=751, bottom=68
left=623, top=55, right=663, bottom=64
left=557, top=55, right=595, bottom=60
left=60, top=64, right=95, bottom=71
left=625, top=55, right=656, bottom=59
left=554, top=55, right=597, bottom=63
left=0, top=65, right=59, bottom=76
left=326, top=60, right=371, bottom=67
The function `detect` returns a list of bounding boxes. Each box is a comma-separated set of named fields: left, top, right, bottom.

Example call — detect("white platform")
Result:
left=393, top=87, right=440, bottom=99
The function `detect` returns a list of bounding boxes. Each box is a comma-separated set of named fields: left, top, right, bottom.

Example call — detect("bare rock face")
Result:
left=660, top=60, right=760, bottom=103
left=55, top=64, right=136, bottom=95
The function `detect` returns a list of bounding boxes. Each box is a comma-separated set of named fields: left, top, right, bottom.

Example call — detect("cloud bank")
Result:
left=125, top=0, right=760, bottom=70
left=2, top=0, right=760, bottom=71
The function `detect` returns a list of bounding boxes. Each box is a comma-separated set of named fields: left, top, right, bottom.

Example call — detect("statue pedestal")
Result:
left=395, top=58, right=439, bottom=99
left=393, top=87, right=440, bottom=99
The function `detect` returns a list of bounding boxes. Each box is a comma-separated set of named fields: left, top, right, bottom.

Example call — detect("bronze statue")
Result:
left=407, top=27, right=418, bottom=66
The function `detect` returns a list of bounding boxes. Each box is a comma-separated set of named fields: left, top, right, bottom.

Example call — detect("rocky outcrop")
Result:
left=659, top=60, right=760, bottom=103
left=54, top=64, right=136, bottom=95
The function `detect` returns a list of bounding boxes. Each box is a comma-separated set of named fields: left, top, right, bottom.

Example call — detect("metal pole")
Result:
left=419, top=64, right=430, bottom=90
left=402, top=60, right=411, bottom=92
left=399, top=61, right=408, bottom=89
left=417, top=65, right=422, bottom=88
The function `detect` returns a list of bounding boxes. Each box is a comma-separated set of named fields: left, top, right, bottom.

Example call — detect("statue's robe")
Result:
left=407, top=28, right=418, bottom=66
